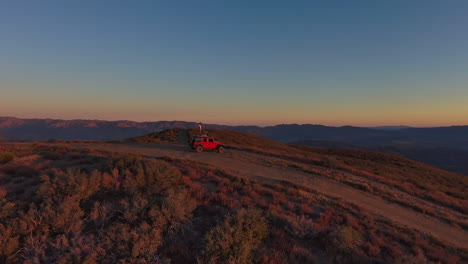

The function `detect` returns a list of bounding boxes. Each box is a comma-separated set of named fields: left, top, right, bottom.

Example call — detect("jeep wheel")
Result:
left=196, top=145, right=203, bottom=153
left=217, top=146, right=225, bottom=153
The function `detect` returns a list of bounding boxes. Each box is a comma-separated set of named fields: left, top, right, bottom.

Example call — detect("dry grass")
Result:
left=1, top=142, right=467, bottom=263
left=294, top=147, right=468, bottom=215
left=180, top=129, right=467, bottom=223
left=130, top=128, right=184, bottom=144
left=188, top=129, right=321, bottom=160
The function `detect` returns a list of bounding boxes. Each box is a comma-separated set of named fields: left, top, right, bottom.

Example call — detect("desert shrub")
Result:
left=119, top=192, right=151, bottom=223
left=0, top=188, right=6, bottom=199
left=162, top=188, right=197, bottom=231
left=320, top=156, right=339, bottom=169
left=99, top=221, right=165, bottom=263
left=313, top=207, right=335, bottom=232
left=37, top=169, right=102, bottom=201
left=256, top=227, right=296, bottom=264
left=203, top=209, right=268, bottom=264
left=109, top=155, right=182, bottom=193
left=326, top=226, right=367, bottom=263
left=0, top=224, right=20, bottom=262
left=40, top=151, right=61, bottom=160
left=328, top=226, right=362, bottom=253
left=280, top=214, right=315, bottom=238
left=6, top=156, right=192, bottom=263
left=0, top=152, right=14, bottom=164
left=1, top=143, right=467, bottom=263
left=88, top=200, right=115, bottom=228
left=14, top=165, right=39, bottom=178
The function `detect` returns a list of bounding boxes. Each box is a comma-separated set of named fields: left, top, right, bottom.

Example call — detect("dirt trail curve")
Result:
left=77, top=141, right=468, bottom=250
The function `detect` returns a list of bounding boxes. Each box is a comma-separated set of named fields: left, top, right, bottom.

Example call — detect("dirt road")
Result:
left=77, top=141, right=468, bottom=250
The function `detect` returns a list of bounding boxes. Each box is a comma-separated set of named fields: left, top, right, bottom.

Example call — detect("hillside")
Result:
left=373, top=144, right=468, bottom=176
left=1, top=133, right=467, bottom=263
left=3, top=117, right=468, bottom=150
left=130, top=128, right=187, bottom=144
left=187, top=129, right=318, bottom=159
left=291, top=140, right=468, bottom=175
left=131, top=129, right=468, bottom=229
left=131, top=129, right=321, bottom=162
left=2, top=117, right=467, bottom=175
left=202, top=130, right=468, bottom=217
left=184, top=129, right=468, bottom=200
left=295, top=146, right=467, bottom=211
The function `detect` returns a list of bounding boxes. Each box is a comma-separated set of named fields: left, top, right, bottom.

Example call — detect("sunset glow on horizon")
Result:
left=1, top=1, right=467, bottom=126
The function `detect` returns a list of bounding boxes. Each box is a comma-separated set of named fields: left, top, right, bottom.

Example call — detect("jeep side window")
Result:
left=209, top=139, right=214, bottom=142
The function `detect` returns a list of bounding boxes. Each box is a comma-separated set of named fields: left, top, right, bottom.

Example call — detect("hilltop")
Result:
left=130, top=129, right=468, bottom=238
left=1, top=117, right=468, bottom=175
left=1, top=128, right=467, bottom=263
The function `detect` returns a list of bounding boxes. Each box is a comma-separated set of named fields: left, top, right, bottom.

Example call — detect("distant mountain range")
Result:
left=0, top=117, right=230, bottom=141
left=1, top=116, right=467, bottom=175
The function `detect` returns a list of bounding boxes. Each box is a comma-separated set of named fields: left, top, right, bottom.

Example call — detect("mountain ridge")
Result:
left=1, top=117, right=467, bottom=174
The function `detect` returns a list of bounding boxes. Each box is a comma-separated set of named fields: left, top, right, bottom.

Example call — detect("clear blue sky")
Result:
left=1, top=0, right=467, bottom=126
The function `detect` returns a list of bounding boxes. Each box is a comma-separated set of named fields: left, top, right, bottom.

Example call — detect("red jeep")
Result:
left=191, top=135, right=225, bottom=153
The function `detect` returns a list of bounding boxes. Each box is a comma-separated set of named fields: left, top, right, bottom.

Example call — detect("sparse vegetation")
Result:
left=204, top=209, right=268, bottom=264
left=327, top=226, right=363, bottom=259
left=296, top=147, right=468, bottom=216
left=188, top=129, right=319, bottom=160
left=131, top=128, right=184, bottom=144
left=0, top=141, right=467, bottom=263
left=0, top=152, right=14, bottom=164
left=181, top=129, right=468, bottom=226
left=198, top=129, right=467, bottom=227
